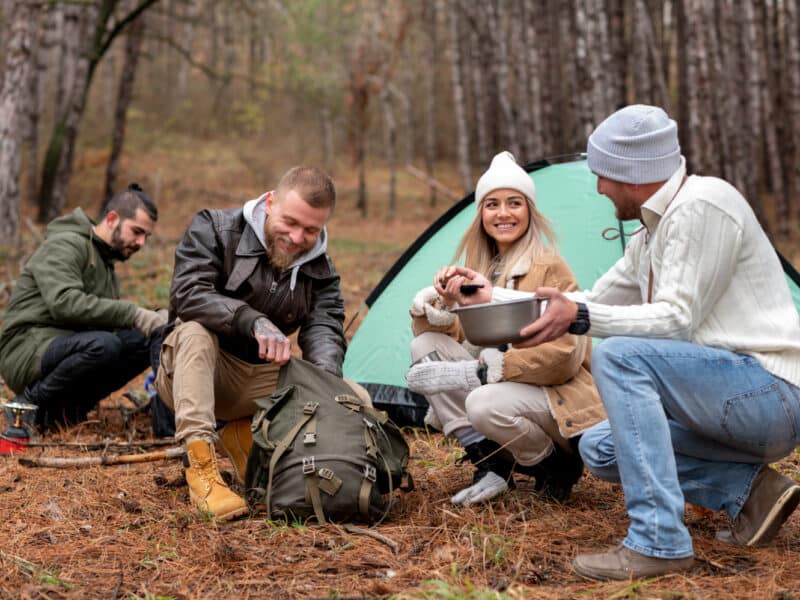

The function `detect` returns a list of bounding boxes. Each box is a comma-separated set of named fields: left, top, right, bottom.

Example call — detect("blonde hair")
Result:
left=453, top=194, right=558, bottom=287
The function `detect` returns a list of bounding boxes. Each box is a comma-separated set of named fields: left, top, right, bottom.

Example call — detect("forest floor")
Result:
left=2, top=131, right=800, bottom=599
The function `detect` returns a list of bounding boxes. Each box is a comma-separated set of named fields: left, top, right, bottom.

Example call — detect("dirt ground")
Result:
left=2, top=411, right=800, bottom=599
left=3, top=138, right=800, bottom=599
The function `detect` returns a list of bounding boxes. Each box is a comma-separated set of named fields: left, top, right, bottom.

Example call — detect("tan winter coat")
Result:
left=411, top=252, right=605, bottom=439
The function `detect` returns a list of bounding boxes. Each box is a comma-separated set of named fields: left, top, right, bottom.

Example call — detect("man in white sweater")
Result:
left=451, top=104, right=800, bottom=580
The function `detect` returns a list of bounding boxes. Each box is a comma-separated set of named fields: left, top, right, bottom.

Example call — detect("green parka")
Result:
left=0, top=208, right=138, bottom=393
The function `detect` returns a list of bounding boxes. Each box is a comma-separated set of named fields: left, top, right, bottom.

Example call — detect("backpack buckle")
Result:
left=303, top=402, right=319, bottom=415
left=302, top=456, right=316, bottom=475
left=363, top=464, right=376, bottom=483
left=303, top=431, right=317, bottom=445
left=318, top=467, right=335, bottom=480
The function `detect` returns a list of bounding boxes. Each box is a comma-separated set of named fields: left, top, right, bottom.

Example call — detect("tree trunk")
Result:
left=423, top=0, right=438, bottom=206
left=0, top=0, right=36, bottom=247
left=447, top=0, right=471, bottom=192
left=102, top=11, right=145, bottom=210
left=759, top=0, right=785, bottom=237
left=486, top=0, right=518, bottom=157
left=607, top=0, right=628, bottom=109
left=39, top=2, right=97, bottom=223
left=468, top=22, right=488, bottom=166
left=175, top=0, right=198, bottom=103
left=37, top=0, right=159, bottom=223
left=381, top=85, right=397, bottom=220
left=23, top=3, right=46, bottom=205
left=523, top=2, right=543, bottom=158
left=783, top=0, right=800, bottom=239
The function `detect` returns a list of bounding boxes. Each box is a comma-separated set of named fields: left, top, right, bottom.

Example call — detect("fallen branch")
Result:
left=0, top=434, right=176, bottom=450
left=342, top=523, right=400, bottom=554
left=404, top=163, right=461, bottom=202
left=18, top=446, right=183, bottom=468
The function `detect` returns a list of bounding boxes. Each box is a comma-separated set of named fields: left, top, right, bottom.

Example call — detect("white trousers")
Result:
left=410, top=331, right=568, bottom=466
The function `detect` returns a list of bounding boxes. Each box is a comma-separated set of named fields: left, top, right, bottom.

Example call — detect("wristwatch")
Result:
left=568, top=302, right=591, bottom=335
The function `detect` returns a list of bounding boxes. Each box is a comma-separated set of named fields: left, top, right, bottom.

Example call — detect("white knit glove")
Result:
left=451, top=471, right=509, bottom=506
left=479, top=348, right=505, bottom=383
left=409, top=286, right=456, bottom=327
left=406, top=360, right=481, bottom=396
left=133, top=307, right=168, bottom=337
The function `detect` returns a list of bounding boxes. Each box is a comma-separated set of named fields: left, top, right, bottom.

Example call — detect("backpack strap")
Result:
left=265, top=401, right=319, bottom=515
left=303, top=457, right=327, bottom=524
left=358, top=464, right=377, bottom=519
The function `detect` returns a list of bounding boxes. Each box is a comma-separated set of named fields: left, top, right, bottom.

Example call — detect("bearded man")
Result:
left=0, top=184, right=165, bottom=428
left=155, top=166, right=363, bottom=520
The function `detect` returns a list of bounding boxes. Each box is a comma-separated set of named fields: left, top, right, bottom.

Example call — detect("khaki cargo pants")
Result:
left=156, top=320, right=369, bottom=444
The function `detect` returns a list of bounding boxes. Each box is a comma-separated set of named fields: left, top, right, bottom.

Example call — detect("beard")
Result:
left=265, top=227, right=307, bottom=270
left=109, top=224, right=140, bottom=261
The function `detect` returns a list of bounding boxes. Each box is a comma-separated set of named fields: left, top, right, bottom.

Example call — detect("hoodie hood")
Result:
left=45, top=207, right=95, bottom=239
left=243, top=193, right=329, bottom=291
left=45, top=208, right=121, bottom=265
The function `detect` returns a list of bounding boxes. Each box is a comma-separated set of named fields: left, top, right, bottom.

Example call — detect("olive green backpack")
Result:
left=244, top=357, right=413, bottom=524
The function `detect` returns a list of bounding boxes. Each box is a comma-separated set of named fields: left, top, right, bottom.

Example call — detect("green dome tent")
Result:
left=342, top=155, right=800, bottom=426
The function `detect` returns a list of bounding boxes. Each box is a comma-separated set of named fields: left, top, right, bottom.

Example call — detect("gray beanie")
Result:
left=587, top=104, right=681, bottom=184
left=474, top=151, right=537, bottom=205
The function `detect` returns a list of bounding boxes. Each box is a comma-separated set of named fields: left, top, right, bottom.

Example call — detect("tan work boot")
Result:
left=716, top=465, right=800, bottom=546
left=185, top=439, right=248, bottom=521
left=218, top=418, right=253, bottom=484
left=572, top=544, right=694, bottom=581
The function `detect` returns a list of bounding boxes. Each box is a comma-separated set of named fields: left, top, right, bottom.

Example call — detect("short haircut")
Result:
left=276, top=166, right=336, bottom=211
left=102, top=183, right=158, bottom=222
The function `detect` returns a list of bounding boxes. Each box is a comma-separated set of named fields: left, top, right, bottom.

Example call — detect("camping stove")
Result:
left=0, top=399, right=37, bottom=455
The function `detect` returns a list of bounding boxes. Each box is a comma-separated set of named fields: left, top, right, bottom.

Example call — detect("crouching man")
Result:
left=0, top=184, right=165, bottom=428
left=515, top=105, right=800, bottom=580
left=156, top=166, right=366, bottom=521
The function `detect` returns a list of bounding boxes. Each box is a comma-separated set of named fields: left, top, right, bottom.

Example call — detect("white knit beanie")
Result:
left=474, top=151, right=537, bottom=206
left=587, top=104, right=681, bottom=184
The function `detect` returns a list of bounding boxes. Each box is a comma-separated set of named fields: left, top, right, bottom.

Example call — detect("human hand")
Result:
left=515, top=287, right=578, bottom=348
left=252, top=316, right=291, bottom=364
left=133, top=307, right=168, bottom=337
left=433, top=266, right=492, bottom=307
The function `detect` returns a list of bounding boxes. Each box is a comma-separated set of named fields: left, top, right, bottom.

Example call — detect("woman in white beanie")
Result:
left=406, top=151, right=604, bottom=507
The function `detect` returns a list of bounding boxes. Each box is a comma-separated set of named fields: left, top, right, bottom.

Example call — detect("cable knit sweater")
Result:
left=581, top=159, right=800, bottom=387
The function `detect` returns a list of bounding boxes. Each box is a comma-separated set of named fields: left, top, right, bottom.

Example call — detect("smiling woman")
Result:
left=405, top=150, right=604, bottom=508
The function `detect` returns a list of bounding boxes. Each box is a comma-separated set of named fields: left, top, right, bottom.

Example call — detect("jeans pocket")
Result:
left=721, top=381, right=798, bottom=459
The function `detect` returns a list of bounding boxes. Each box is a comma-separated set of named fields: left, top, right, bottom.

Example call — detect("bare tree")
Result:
left=422, top=0, right=438, bottom=206
left=447, top=0, right=470, bottom=192
left=102, top=10, right=146, bottom=209
left=0, top=0, right=37, bottom=247
left=38, top=0, right=159, bottom=223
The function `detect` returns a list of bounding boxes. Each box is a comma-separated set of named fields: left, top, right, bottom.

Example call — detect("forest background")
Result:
left=1, top=1, right=800, bottom=599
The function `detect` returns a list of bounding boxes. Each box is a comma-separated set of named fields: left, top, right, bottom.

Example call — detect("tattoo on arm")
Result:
left=253, top=317, right=288, bottom=341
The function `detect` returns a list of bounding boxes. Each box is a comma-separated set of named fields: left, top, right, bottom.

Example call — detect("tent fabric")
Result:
left=343, top=155, right=800, bottom=426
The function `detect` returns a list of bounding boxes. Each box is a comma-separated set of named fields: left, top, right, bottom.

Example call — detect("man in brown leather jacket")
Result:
left=155, top=166, right=353, bottom=520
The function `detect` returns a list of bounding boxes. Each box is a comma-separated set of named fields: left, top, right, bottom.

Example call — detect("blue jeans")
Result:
left=579, top=337, right=800, bottom=559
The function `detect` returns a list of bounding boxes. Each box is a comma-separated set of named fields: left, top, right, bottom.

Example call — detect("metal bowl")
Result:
left=450, top=296, right=545, bottom=346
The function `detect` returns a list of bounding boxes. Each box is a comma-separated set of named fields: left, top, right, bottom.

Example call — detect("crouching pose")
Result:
left=155, top=166, right=369, bottom=521
left=406, top=152, right=604, bottom=506
left=516, top=105, right=800, bottom=580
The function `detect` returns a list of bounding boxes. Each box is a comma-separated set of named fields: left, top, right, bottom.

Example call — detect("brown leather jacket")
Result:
left=166, top=208, right=346, bottom=375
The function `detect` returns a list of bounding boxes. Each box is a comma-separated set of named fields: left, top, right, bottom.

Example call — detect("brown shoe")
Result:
left=218, top=418, right=252, bottom=484
left=716, top=465, right=800, bottom=547
left=185, top=439, right=248, bottom=521
left=572, top=545, right=694, bottom=581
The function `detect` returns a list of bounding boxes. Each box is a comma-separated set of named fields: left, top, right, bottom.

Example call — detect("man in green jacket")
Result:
left=0, top=184, right=166, bottom=428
